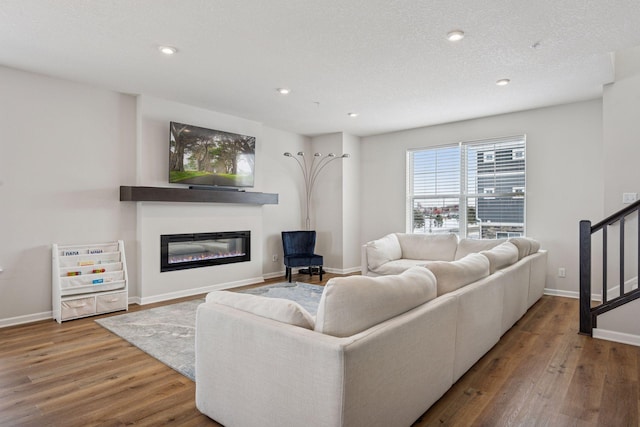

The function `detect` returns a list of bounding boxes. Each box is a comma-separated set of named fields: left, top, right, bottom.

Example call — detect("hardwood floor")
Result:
left=1, top=274, right=639, bottom=426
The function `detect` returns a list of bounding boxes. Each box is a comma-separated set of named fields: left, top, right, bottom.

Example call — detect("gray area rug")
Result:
left=237, top=281, right=324, bottom=315
left=95, top=281, right=323, bottom=381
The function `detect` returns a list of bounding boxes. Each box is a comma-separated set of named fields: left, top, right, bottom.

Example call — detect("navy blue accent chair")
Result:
left=281, top=231, right=323, bottom=282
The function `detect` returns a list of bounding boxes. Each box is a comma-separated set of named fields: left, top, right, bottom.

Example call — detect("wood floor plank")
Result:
left=597, top=344, right=639, bottom=426
left=1, top=277, right=640, bottom=426
left=560, top=337, right=610, bottom=423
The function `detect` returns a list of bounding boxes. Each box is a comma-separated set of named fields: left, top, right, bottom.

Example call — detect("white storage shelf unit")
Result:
left=52, top=241, right=129, bottom=323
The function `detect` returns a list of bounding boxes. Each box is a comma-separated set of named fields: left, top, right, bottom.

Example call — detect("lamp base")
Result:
left=298, top=267, right=325, bottom=276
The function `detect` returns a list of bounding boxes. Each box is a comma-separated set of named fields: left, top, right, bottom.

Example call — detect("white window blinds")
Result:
left=408, top=135, right=526, bottom=238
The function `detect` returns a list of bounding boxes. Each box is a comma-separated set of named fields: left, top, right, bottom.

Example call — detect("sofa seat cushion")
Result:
left=424, top=253, right=491, bottom=296
left=396, top=233, right=458, bottom=261
left=481, top=241, right=519, bottom=274
left=369, top=258, right=429, bottom=275
left=315, top=266, right=437, bottom=337
left=365, top=233, right=403, bottom=270
left=454, top=238, right=506, bottom=260
left=206, top=291, right=315, bottom=329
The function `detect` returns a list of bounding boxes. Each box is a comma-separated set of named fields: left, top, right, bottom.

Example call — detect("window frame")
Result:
left=407, top=135, right=526, bottom=238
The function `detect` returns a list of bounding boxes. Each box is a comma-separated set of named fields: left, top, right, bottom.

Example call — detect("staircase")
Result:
left=579, top=199, right=640, bottom=335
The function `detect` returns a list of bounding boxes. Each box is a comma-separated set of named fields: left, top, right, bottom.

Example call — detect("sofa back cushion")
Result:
left=508, top=237, right=541, bottom=260
left=396, top=233, right=458, bottom=261
left=206, top=291, right=315, bottom=330
left=425, top=253, right=491, bottom=296
left=365, top=233, right=403, bottom=270
left=315, top=266, right=437, bottom=337
left=481, top=241, right=519, bottom=274
left=454, top=238, right=506, bottom=260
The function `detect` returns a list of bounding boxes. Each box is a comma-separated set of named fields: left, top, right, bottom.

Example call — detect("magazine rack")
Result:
left=52, top=240, right=129, bottom=323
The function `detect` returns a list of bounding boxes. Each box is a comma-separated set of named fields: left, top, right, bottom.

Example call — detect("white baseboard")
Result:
left=263, top=266, right=361, bottom=279
left=593, top=328, right=640, bottom=347
left=323, top=266, right=362, bottom=274
left=0, top=310, right=53, bottom=328
left=263, top=270, right=285, bottom=280
left=138, top=276, right=265, bottom=305
left=543, top=288, right=579, bottom=299
left=543, top=276, right=639, bottom=302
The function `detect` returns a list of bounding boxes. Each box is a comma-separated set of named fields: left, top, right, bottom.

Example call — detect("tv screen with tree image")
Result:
left=169, top=122, right=256, bottom=188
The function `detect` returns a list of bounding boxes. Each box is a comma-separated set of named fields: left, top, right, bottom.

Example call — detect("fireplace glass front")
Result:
left=160, top=231, right=250, bottom=272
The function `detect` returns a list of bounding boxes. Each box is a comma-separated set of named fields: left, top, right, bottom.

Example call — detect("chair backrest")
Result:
left=282, top=231, right=317, bottom=256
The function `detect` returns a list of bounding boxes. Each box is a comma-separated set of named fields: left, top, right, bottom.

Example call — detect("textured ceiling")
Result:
left=1, top=0, right=640, bottom=136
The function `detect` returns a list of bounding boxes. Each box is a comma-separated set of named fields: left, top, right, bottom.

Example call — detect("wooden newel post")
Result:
left=579, top=220, right=592, bottom=335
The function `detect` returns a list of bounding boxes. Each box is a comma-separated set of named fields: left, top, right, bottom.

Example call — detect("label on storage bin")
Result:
left=92, top=278, right=104, bottom=284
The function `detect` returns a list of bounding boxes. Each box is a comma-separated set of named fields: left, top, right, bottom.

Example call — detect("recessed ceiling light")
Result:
left=447, top=30, right=465, bottom=42
left=277, top=88, right=291, bottom=95
left=348, top=112, right=359, bottom=117
left=496, top=79, right=511, bottom=86
left=159, top=46, right=177, bottom=55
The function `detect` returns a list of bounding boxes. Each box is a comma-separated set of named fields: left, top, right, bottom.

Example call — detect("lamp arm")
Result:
left=308, top=156, right=341, bottom=199
left=285, top=151, right=348, bottom=230
left=290, top=156, right=313, bottom=228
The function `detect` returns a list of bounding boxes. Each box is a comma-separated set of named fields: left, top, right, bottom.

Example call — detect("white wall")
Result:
left=308, top=132, right=361, bottom=273
left=0, top=66, right=137, bottom=325
left=360, top=100, right=605, bottom=294
left=261, top=127, right=309, bottom=277
left=135, top=96, right=309, bottom=302
left=0, top=68, right=313, bottom=323
left=342, top=133, right=361, bottom=271
left=595, top=46, right=640, bottom=338
left=312, top=133, right=345, bottom=269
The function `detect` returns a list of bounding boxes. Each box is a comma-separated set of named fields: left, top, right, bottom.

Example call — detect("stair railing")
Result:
left=580, top=199, right=640, bottom=335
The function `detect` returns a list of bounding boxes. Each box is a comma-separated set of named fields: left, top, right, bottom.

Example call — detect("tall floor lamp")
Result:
left=283, top=151, right=350, bottom=230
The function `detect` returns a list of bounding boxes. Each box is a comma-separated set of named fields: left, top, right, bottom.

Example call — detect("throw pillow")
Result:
left=365, top=233, right=402, bottom=270
left=424, top=253, right=491, bottom=296
left=206, top=291, right=315, bottom=330
left=396, top=233, right=458, bottom=261
left=454, top=238, right=506, bottom=260
left=314, top=266, right=437, bottom=337
left=481, top=241, right=519, bottom=274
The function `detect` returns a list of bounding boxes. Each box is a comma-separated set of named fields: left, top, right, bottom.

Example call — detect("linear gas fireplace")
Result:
left=160, top=231, right=250, bottom=272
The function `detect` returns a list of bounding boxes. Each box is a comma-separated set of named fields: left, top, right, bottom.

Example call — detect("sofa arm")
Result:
left=195, top=301, right=349, bottom=427
left=196, top=293, right=459, bottom=427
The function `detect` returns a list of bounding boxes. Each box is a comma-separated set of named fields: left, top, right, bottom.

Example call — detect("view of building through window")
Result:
left=408, top=135, right=526, bottom=238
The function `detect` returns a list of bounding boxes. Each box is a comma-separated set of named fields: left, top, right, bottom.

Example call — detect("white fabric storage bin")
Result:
left=96, top=292, right=127, bottom=313
left=61, top=296, right=96, bottom=320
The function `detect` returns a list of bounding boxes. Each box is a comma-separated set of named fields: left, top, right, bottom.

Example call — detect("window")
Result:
left=408, top=135, right=526, bottom=238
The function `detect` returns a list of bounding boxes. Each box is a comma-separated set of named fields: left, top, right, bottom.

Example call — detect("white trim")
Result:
left=128, top=296, right=141, bottom=305
left=324, top=266, right=362, bottom=274
left=545, top=276, right=640, bottom=302
left=543, top=288, right=579, bottom=299
left=263, top=270, right=286, bottom=280
left=0, top=310, right=52, bottom=328
left=604, top=276, right=638, bottom=300
left=593, top=328, right=640, bottom=347
left=264, top=266, right=361, bottom=279
left=138, top=276, right=265, bottom=305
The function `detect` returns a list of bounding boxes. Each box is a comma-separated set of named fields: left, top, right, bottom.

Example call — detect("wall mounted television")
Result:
left=169, top=121, right=256, bottom=188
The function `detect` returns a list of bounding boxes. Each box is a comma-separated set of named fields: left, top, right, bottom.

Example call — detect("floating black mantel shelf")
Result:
left=119, top=186, right=278, bottom=205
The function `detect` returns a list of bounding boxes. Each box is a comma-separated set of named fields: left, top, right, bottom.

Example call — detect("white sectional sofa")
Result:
left=195, top=235, right=547, bottom=427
